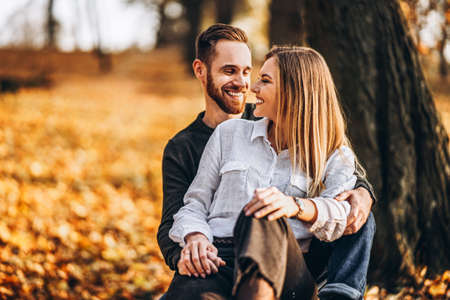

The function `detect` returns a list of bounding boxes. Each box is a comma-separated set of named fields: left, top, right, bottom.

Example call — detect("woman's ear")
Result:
left=193, top=59, right=206, bottom=82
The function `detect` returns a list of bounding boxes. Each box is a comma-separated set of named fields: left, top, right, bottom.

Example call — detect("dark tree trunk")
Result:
left=87, top=0, right=112, bottom=73
left=214, top=0, right=236, bottom=24
left=300, top=0, right=449, bottom=288
left=46, top=0, right=57, bottom=48
left=269, top=0, right=304, bottom=46
left=438, top=0, right=448, bottom=79
left=181, top=0, right=204, bottom=65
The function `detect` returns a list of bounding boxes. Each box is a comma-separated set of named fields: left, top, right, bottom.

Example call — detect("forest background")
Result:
left=0, top=0, right=448, bottom=299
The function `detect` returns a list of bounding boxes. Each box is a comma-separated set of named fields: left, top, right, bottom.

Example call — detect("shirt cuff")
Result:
left=308, top=197, right=347, bottom=242
left=170, top=224, right=213, bottom=247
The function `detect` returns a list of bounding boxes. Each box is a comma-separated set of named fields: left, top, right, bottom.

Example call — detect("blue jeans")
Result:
left=160, top=212, right=375, bottom=300
left=306, top=212, right=376, bottom=300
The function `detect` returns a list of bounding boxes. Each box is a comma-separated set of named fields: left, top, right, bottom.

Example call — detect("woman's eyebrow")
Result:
left=260, top=73, right=272, bottom=79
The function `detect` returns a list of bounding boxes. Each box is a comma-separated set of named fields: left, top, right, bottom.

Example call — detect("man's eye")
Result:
left=224, top=69, right=234, bottom=74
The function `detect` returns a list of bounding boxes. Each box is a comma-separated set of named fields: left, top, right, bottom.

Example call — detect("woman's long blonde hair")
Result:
left=266, top=46, right=363, bottom=196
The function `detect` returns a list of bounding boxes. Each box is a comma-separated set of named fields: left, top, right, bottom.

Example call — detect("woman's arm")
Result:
left=298, top=146, right=356, bottom=241
left=169, top=127, right=222, bottom=246
left=244, top=146, right=356, bottom=242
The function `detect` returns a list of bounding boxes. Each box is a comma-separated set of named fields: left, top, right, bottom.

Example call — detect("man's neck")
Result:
left=202, top=100, right=243, bottom=129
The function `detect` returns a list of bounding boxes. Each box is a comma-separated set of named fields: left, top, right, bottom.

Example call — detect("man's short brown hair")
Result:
left=195, top=23, right=248, bottom=66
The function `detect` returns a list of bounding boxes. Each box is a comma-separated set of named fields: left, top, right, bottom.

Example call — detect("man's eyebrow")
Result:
left=220, top=64, right=252, bottom=71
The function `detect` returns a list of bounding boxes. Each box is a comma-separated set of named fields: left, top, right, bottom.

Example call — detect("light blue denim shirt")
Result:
left=169, top=118, right=356, bottom=251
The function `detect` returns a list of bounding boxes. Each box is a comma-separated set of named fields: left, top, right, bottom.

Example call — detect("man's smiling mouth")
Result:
left=224, top=90, right=245, bottom=100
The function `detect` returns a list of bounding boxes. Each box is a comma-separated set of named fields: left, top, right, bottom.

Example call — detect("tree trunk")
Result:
left=299, top=0, right=449, bottom=288
left=269, top=0, right=304, bottom=46
left=87, top=0, right=112, bottom=73
left=214, top=0, right=236, bottom=24
left=438, top=0, right=448, bottom=79
left=46, top=0, right=57, bottom=48
left=181, top=0, right=204, bottom=65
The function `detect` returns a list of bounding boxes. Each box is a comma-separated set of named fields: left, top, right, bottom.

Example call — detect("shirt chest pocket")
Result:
left=211, top=161, right=249, bottom=215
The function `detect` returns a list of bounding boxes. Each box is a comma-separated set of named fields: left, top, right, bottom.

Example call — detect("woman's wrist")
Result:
left=291, top=197, right=318, bottom=223
left=292, top=196, right=305, bottom=219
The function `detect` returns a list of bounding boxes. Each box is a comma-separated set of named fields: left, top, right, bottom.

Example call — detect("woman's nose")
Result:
left=250, top=83, right=258, bottom=93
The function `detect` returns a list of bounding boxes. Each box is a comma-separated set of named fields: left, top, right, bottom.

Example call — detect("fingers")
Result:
left=335, top=190, right=351, bottom=201
left=244, top=187, right=278, bottom=216
left=177, top=251, right=190, bottom=276
left=346, top=206, right=358, bottom=227
left=181, top=248, right=197, bottom=277
left=179, top=242, right=225, bottom=278
left=206, top=243, right=218, bottom=256
left=208, top=259, right=219, bottom=274
left=191, top=243, right=207, bottom=278
left=198, top=242, right=210, bottom=276
left=253, top=194, right=281, bottom=218
left=344, top=210, right=364, bottom=235
left=207, top=251, right=226, bottom=267
left=267, top=207, right=285, bottom=221
left=244, top=187, right=274, bottom=209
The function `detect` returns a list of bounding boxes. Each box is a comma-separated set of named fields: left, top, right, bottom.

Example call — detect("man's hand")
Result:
left=177, top=232, right=225, bottom=278
left=335, top=187, right=373, bottom=235
left=244, top=187, right=299, bottom=221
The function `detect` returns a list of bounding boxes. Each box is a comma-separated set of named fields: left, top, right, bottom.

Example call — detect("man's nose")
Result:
left=233, top=74, right=247, bottom=88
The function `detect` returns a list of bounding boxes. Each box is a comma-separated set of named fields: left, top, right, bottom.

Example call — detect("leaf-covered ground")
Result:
left=0, top=48, right=448, bottom=299
left=0, top=48, right=204, bottom=299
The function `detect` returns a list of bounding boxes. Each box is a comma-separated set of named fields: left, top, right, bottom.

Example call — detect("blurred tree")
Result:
left=269, top=0, right=304, bottom=45
left=297, top=0, right=450, bottom=288
left=46, top=0, right=57, bottom=48
left=180, top=0, right=204, bottom=64
left=214, top=0, right=237, bottom=24
left=438, top=0, right=448, bottom=78
left=87, top=0, right=112, bottom=73
left=156, top=0, right=189, bottom=48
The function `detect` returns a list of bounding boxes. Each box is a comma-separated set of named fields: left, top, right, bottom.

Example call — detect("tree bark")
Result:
left=180, top=0, right=204, bottom=65
left=300, top=0, right=449, bottom=287
left=46, top=0, right=57, bottom=48
left=438, top=0, right=448, bottom=79
left=214, top=0, right=236, bottom=24
left=269, top=0, right=305, bottom=46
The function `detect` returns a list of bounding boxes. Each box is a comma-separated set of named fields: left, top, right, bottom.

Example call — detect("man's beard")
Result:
left=206, top=71, right=246, bottom=114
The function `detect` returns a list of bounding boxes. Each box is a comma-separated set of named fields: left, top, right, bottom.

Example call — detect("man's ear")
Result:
left=192, top=59, right=206, bottom=82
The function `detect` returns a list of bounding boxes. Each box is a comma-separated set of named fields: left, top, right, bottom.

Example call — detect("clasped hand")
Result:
left=178, top=232, right=225, bottom=278
left=244, top=187, right=299, bottom=220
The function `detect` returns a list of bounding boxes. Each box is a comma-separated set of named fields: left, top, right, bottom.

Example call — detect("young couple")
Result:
left=157, top=24, right=376, bottom=300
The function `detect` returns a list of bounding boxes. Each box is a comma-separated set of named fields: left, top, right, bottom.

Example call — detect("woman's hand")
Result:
left=177, top=232, right=226, bottom=278
left=243, top=187, right=299, bottom=221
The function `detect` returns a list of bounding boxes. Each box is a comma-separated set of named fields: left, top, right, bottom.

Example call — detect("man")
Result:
left=157, top=24, right=375, bottom=300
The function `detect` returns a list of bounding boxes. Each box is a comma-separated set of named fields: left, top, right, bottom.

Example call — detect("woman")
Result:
left=168, top=46, right=365, bottom=300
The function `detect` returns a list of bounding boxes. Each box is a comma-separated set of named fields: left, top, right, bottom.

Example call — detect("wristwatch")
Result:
left=293, top=196, right=305, bottom=219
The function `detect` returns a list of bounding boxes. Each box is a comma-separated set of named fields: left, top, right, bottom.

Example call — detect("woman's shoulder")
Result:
left=325, top=146, right=355, bottom=169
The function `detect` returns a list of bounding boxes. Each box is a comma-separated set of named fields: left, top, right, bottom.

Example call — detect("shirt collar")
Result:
left=251, top=118, right=270, bottom=141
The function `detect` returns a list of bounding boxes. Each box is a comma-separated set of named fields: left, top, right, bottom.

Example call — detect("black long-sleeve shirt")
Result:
left=157, top=104, right=375, bottom=271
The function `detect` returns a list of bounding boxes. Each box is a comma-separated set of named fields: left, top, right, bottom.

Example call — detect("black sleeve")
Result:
left=355, top=175, right=377, bottom=206
left=157, top=140, right=190, bottom=271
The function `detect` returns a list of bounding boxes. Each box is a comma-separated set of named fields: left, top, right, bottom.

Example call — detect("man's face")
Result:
left=205, top=40, right=252, bottom=114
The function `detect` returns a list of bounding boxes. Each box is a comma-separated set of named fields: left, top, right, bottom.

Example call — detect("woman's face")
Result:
left=251, top=57, right=278, bottom=121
